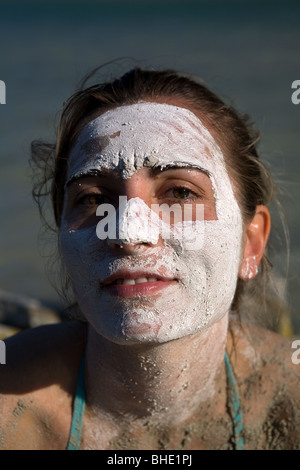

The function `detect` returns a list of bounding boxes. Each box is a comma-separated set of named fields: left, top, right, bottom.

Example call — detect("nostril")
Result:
left=107, top=239, right=124, bottom=249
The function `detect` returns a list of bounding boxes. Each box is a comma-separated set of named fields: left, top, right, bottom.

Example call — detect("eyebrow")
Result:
left=65, top=162, right=211, bottom=188
left=149, top=163, right=211, bottom=178
left=65, top=169, right=114, bottom=188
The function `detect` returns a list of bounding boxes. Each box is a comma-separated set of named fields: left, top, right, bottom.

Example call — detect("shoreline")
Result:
left=0, top=289, right=62, bottom=339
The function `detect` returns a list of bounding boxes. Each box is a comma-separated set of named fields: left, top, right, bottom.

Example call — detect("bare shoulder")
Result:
left=227, top=319, right=300, bottom=449
left=1, top=319, right=86, bottom=390
left=0, top=320, right=86, bottom=449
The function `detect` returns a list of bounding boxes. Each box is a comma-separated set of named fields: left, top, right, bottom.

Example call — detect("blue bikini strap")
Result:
left=224, top=351, right=245, bottom=450
left=66, top=354, right=86, bottom=450
left=66, top=352, right=245, bottom=450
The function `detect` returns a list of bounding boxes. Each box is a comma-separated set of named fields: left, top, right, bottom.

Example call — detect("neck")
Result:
left=85, top=313, right=229, bottom=426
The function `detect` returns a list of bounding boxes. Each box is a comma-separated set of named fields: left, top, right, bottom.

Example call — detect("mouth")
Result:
left=100, top=271, right=178, bottom=298
left=113, top=276, right=160, bottom=285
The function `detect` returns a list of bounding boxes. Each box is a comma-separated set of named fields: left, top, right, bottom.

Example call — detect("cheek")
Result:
left=66, top=210, right=100, bottom=231
left=203, top=220, right=243, bottom=301
left=59, top=224, right=106, bottom=283
left=177, top=218, right=243, bottom=322
left=62, top=192, right=101, bottom=231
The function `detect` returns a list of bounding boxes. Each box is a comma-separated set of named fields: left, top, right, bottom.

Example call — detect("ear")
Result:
left=238, top=205, right=271, bottom=280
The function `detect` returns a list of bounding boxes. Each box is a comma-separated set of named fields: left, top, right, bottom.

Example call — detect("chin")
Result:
left=78, top=288, right=228, bottom=346
left=87, top=310, right=213, bottom=347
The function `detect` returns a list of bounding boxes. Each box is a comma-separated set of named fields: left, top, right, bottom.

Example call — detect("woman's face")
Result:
left=59, top=101, right=243, bottom=345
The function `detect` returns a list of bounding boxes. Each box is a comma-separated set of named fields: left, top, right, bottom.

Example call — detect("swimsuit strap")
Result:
left=224, top=351, right=245, bottom=450
left=66, top=354, right=86, bottom=450
left=66, top=352, right=244, bottom=450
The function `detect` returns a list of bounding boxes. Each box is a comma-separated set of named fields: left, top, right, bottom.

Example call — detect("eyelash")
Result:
left=73, top=185, right=203, bottom=207
left=75, top=193, right=108, bottom=206
left=163, top=186, right=203, bottom=202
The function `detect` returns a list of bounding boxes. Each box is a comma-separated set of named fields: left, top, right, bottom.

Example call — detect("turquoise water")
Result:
left=0, top=0, right=299, bottom=329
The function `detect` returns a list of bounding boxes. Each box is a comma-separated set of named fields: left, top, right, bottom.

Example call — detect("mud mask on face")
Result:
left=60, top=102, right=243, bottom=344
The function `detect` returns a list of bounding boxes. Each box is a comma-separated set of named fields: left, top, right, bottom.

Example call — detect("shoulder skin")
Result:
left=0, top=320, right=86, bottom=450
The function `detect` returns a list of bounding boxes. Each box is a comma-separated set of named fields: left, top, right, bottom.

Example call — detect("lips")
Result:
left=100, top=270, right=177, bottom=298
left=114, top=276, right=159, bottom=285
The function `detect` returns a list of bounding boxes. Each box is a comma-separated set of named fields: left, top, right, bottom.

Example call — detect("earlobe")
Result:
left=238, top=205, right=271, bottom=280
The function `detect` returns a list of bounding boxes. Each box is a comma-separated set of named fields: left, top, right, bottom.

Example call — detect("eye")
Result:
left=171, top=187, right=194, bottom=199
left=164, top=186, right=201, bottom=201
left=77, top=194, right=107, bottom=205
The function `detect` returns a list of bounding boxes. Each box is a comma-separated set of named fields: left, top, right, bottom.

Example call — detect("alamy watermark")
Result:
left=291, top=340, right=300, bottom=365
left=291, top=80, right=300, bottom=105
left=95, top=196, right=205, bottom=250
left=0, top=340, right=6, bottom=364
left=0, top=80, right=6, bottom=104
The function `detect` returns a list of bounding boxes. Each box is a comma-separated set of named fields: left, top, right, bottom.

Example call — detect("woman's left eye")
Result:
left=166, top=187, right=200, bottom=200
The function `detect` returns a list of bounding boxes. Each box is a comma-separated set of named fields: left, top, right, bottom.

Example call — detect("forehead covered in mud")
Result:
left=67, top=102, right=220, bottom=177
left=66, top=102, right=241, bottom=222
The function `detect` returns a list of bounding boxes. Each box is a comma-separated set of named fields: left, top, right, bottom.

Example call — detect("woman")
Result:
left=0, top=67, right=299, bottom=450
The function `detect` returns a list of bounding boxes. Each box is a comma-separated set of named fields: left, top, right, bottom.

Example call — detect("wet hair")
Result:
left=31, top=65, right=288, bottom=330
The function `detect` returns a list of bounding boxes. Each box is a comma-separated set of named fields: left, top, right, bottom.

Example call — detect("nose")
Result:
left=107, top=196, right=161, bottom=251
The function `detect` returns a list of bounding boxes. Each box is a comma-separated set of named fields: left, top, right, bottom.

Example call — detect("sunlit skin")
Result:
left=0, top=98, right=299, bottom=451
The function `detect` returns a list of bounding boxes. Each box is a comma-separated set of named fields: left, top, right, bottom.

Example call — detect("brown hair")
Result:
left=31, top=65, right=287, bottom=329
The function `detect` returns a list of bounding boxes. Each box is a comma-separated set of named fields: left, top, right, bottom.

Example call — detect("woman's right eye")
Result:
left=76, top=194, right=107, bottom=206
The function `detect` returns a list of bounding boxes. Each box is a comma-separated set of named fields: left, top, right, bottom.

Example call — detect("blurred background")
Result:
left=0, top=0, right=299, bottom=335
